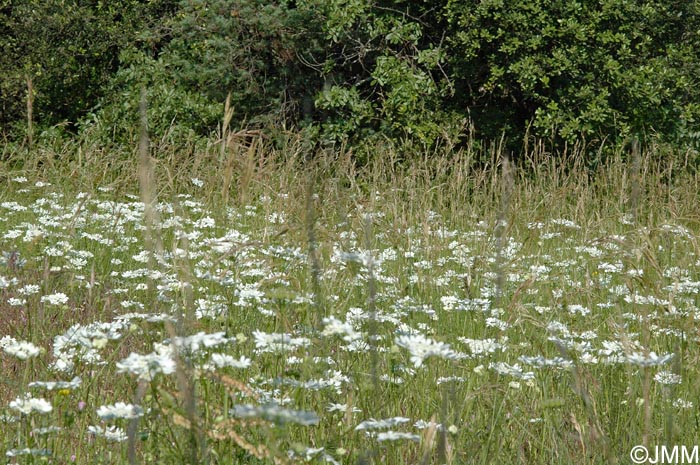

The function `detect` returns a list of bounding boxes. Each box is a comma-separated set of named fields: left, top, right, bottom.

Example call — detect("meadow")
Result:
left=1, top=137, right=699, bottom=464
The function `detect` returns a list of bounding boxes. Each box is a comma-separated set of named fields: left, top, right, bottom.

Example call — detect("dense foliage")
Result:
left=1, top=0, right=699, bottom=156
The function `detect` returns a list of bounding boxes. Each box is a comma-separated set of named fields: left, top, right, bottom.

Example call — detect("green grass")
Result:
left=0, top=136, right=699, bottom=464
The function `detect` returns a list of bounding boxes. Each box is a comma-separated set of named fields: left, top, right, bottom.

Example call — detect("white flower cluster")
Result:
left=1, top=336, right=41, bottom=360
left=9, top=395, right=53, bottom=415
left=489, top=361, right=535, bottom=380
left=233, top=404, right=319, bottom=426
left=395, top=334, right=467, bottom=367
left=87, top=425, right=127, bottom=442
left=253, top=330, right=310, bottom=353
left=355, top=417, right=410, bottom=431
left=116, top=344, right=176, bottom=381
left=97, top=402, right=144, bottom=420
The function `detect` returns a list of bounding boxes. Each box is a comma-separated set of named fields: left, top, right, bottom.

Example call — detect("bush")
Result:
left=305, top=0, right=700, bottom=154
left=81, top=49, right=222, bottom=146
left=0, top=0, right=177, bottom=139
left=2, top=0, right=699, bottom=159
left=444, top=0, right=700, bottom=148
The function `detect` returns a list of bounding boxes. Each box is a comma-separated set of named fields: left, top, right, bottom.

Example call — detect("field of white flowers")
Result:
left=1, top=150, right=699, bottom=464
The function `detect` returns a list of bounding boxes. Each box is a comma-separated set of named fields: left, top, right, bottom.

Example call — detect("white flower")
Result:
left=550, top=218, right=580, bottom=229
left=489, top=362, right=535, bottom=380
left=6, top=448, right=51, bottom=457
left=322, top=316, right=362, bottom=342
left=87, top=425, right=127, bottom=442
left=116, top=345, right=176, bottom=381
left=485, top=317, right=509, bottom=330
left=233, top=404, right=319, bottom=425
left=414, top=420, right=443, bottom=430
left=518, top=355, right=574, bottom=369
left=672, top=399, right=693, bottom=409
left=327, top=403, right=361, bottom=413
left=376, top=431, right=420, bottom=442
left=19, top=284, right=40, bottom=295
left=9, top=395, right=53, bottom=415
left=202, top=353, right=251, bottom=370
left=0, top=336, right=17, bottom=349
left=626, top=351, right=674, bottom=367
left=32, top=426, right=61, bottom=435
left=437, top=376, right=465, bottom=384
left=97, top=402, right=144, bottom=420
left=40, top=292, right=68, bottom=306
left=28, top=377, right=82, bottom=391
left=2, top=339, right=41, bottom=360
left=395, top=334, right=466, bottom=367
left=567, top=304, right=590, bottom=316
left=355, top=417, right=410, bottom=431
left=654, top=371, right=682, bottom=385
left=171, top=331, right=230, bottom=353
left=253, top=331, right=310, bottom=353
left=459, top=338, right=503, bottom=355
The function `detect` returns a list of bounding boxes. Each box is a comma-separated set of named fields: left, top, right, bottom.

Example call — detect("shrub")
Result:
left=0, top=0, right=176, bottom=139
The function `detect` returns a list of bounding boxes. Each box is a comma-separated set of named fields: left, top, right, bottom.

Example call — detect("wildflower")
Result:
left=87, top=425, right=127, bottom=442
left=18, top=284, right=40, bottom=295
left=459, top=338, right=503, bottom=355
left=322, top=316, right=362, bottom=342
left=414, top=420, right=443, bottom=430
left=485, top=317, right=509, bottom=330
left=6, top=448, right=51, bottom=457
left=253, top=331, right=310, bottom=353
left=32, top=426, right=62, bottom=435
left=9, top=395, right=53, bottom=415
left=233, top=404, right=319, bottom=426
left=275, top=370, right=350, bottom=394
left=550, top=218, right=581, bottom=229
left=327, top=403, right=361, bottom=413
left=2, top=338, right=41, bottom=360
left=626, top=351, right=674, bottom=367
left=518, top=355, right=574, bottom=369
left=376, top=431, right=420, bottom=442
left=116, top=345, right=176, bottom=381
left=40, top=292, right=69, bottom=306
left=598, top=262, right=623, bottom=273
left=489, top=361, right=535, bottom=380
left=355, top=417, right=410, bottom=431
left=195, top=298, right=228, bottom=319
left=201, top=353, right=251, bottom=370
left=654, top=371, right=682, bottom=385
left=395, top=334, right=466, bottom=367
left=97, top=402, right=144, bottom=420
left=170, top=331, right=230, bottom=353
left=567, top=304, right=591, bottom=316
left=289, top=446, right=325, bottom=461
left=193, top=216, right=216, bottom=228
left=672, top=399, right=693, bottom=409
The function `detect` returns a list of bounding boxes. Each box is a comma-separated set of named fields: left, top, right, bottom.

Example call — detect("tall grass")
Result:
left=0, top=131, right=699, bottom=464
